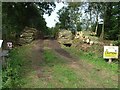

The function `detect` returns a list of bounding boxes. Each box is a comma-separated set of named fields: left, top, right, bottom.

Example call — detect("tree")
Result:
left=99, top=2, right=120, bottom=40
left=57, top=2, right=81, bottom=34
left=87, top=2, right=120, bottom=40
left=99, top=3, right=107, bottom=40
left=2, top=2, right=56, bottom=42
left=57, top=2, right=119, bottom=41
left=57, top=6, right=70, bottom=29
left=104, top=2, right=120, bottom=40
left=68, top=2, right=81, bottom=33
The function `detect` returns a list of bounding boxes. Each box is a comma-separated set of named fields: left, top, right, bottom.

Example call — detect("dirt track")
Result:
left=23, top=39, right=118, bottom=88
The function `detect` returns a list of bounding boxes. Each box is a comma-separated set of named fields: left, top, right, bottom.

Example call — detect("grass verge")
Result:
left=2, top=45, right=31, bottom=88
left=63, top=46, right=118, bottom=75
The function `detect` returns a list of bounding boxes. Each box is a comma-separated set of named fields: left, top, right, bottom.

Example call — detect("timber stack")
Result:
left=57, top=29, right=73, bottom=45
left=19, top=27, right=38, bottom=45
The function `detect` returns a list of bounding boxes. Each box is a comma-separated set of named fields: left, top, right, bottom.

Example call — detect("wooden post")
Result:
left=108, top=58, right=112, bottom=64
left=108, top=43, right=113, bottom=64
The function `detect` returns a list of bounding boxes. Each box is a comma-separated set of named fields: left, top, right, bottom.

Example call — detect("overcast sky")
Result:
left=43, top=2, right=67, bottom=28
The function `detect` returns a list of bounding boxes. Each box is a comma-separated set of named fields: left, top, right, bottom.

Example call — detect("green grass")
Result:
left=41, top=49, right=66, bottom=65
left=2, top=45, right=31, bottom=88
left=3, top=43, right=118, bottom=88
left=62, top=46, right=118, bottom=88
left=23, top=49, right=86, bottom=88
left=0, top=70, right=2, bottom=89
left=39, top=49, right=86, bottom=88
left=64, top=46, right=118, bottom=75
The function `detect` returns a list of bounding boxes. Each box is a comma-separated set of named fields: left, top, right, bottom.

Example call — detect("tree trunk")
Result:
left=118, top=4, right=120, bottom=40
left=100, top=21, right=104, bottom=40
left=86, top=22, right=89, bottom=31
left=100, top=5, right=107, bottom=40
left=95, top=13, right=98, bottom=34
left=89, top=3, right=92, bottom=31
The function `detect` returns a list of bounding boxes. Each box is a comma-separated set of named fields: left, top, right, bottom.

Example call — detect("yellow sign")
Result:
left=103, top=46, right=119, bottom=59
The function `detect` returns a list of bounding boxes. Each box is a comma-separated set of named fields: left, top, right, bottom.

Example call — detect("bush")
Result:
left=113, top=40, right=120, bottom=46
left=2, top=46, right=28, bottom=88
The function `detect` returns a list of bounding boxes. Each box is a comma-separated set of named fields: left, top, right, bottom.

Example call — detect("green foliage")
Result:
left=57, top=7, right=71, bottom=29
left=76, top=22, right=82, bottom=31
left=42, top=50, right=65, bottom=65
left=2, top=46, right=30, bottom=88
left=57, top=2, right=120, bottom=40
left=49, top=23, right=60, bottom=38
left=104, top=2, right=120, bottom=40
left=113, top=40, right=120, bottom=46
left=78, top=2, right=119, bottom=40
left=57, top=2, right=82, bottom=32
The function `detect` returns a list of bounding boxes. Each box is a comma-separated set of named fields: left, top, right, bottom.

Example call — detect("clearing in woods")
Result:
left=21, top=39, right=118, bottom=88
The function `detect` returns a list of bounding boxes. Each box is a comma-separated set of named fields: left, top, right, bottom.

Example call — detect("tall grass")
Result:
left=2, top=45, right=30, bottom=88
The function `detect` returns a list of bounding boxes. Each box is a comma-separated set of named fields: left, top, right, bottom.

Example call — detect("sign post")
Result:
left=103, top=44, right=119, bottom=63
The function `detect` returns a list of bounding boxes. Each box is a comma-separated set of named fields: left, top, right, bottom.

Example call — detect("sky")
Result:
left=43, top=2, right=67, bottom=28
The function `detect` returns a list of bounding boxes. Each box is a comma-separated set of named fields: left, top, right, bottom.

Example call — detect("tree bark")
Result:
left=100, top=5, right=107, bottom=40
left=100, top=20, right=104, bottom=40
left=95, top=13, right=98, bottom=35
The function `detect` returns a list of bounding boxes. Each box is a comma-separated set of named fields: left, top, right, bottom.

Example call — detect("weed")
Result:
left=2, top=45, right=31, bottom=88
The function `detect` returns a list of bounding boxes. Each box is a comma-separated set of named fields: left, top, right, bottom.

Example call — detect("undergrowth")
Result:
left=2, top=45, right=30, bottom=88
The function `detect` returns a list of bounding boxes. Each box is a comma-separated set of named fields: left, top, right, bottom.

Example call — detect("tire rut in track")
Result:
left=30, top=40, right=44, bottom=78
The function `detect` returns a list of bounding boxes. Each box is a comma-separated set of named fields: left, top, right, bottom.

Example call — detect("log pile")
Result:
left=82, top=36, right=94, bottom=45
left=57, top=30, right=73, bottom=44
left=74, top=31, right=94, bottom=45
left=19, top=27, right=38, bottom=45
left=57, top=30, right=95, bottom=47
left=90, top=32, right=97, bottom=36
left=74, top=31, right=85, bottom=39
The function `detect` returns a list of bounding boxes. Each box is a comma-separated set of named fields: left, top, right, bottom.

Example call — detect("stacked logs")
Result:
left=57, top=30, right=73, bottom=44
left=82, top=36, right=94, bottom=45
left=74, top=31, right=85, bottom=39
left=19, top=27, right=38, bottom=45
left=74, top=31, right=94, bottom=45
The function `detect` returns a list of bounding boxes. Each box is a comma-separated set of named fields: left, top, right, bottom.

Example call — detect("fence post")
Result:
left=108, top=43, right=113, bottom=64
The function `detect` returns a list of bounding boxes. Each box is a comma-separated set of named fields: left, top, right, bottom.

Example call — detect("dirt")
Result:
left=24, top=40, right=44, bottom=79
left=23, top=39, right=118, bottom=88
